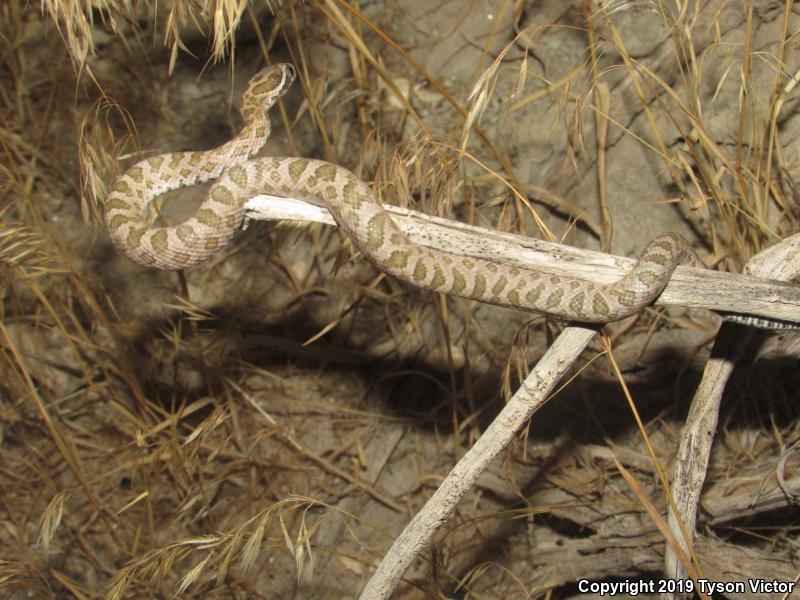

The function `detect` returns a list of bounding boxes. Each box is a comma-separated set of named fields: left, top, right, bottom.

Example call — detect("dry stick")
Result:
left=245, top=196, right=800, bottom=595
left=245, top=195, right=800, bottom=325
left=594, top=82, right=613, bottom=251
left=356, top=325, right=598, bottom=599
left=662, top=233, right=800, bottom=599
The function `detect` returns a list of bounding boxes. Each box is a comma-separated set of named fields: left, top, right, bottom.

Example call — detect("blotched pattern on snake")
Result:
left=105, top=63, right=702, bottom=324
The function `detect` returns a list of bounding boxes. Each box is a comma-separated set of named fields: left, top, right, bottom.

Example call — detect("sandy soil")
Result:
left=1, top=1, right=798, bottom=598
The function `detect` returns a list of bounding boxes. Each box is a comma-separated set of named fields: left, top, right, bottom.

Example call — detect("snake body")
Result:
left=105, top=63, right=700, bottom=323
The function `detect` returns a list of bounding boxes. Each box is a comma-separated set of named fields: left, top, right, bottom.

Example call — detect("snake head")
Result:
left=244, top=63, right=296, bottom=108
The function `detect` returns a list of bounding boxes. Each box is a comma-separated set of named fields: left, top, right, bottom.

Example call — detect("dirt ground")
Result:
left=1, top=0, right=799, bottom=598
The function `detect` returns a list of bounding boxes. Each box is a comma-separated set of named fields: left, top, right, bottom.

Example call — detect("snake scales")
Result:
left=105, top=63, right=716, bottom=324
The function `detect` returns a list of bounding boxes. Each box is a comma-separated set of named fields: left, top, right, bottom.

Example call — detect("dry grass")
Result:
left=1, top=0, right=798, bottom=598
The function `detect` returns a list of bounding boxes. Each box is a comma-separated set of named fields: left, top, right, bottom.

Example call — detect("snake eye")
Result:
left=281, top=63, right=296, bottom=87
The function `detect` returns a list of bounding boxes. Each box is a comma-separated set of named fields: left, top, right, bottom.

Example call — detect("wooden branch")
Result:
left=663, top=233, right=800, bottom=597
left=245, top=195, right=800, bottom=325
left=355, top=325, right=598, bottom=599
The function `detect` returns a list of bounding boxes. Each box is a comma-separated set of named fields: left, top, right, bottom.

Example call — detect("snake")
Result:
left=104, top=63, right=791, bottom=326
